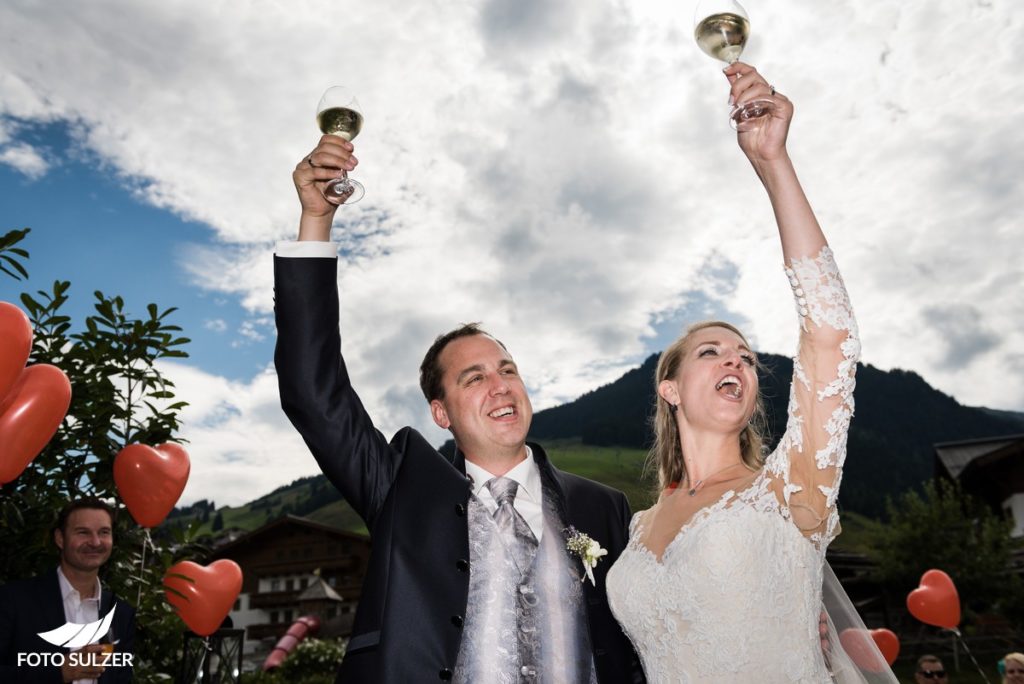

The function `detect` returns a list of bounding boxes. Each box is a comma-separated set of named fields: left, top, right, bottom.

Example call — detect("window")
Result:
left=300, top=578, right=309, bottom=589
left=270, top=611, right=279, bottom=624
left=233, top=598, right=241, bottom=611
left=285, top=579, right=294, bottom=591
left=270, top=579, right=281, bottom=591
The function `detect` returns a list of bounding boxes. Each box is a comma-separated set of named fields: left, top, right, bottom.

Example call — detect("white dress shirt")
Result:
left=464, top=447, right=545, bottom=542
left=275, top=240, right=337, bottom=258
left=57, top=566, right=101, bottom=684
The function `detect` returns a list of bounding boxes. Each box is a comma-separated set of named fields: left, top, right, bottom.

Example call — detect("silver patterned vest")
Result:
left=453, top=477, right=598, bottom=683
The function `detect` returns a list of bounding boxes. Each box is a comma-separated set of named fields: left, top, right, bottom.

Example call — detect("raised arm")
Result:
left=728, top=63, right=860, bottom=550
left=275, top=139, right=402, bottom=528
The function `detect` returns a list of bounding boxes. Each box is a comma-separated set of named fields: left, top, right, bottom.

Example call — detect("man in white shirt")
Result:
left=0, top=498, right=135, bottom=683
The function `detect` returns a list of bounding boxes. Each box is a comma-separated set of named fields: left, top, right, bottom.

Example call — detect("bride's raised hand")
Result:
left=725, top=62, right=793, bottom=165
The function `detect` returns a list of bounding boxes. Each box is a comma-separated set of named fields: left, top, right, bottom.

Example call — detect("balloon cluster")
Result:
left=0, top=302, right=72, bottom=484
left=111, top=443, right=242, bottom=635
left=1, top=301, right=243, bottom=636
left=840, top=569, right=961, bottom=674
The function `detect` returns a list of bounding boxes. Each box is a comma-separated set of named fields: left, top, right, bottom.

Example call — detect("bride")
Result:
left=606, top=63, right=897, bottom=683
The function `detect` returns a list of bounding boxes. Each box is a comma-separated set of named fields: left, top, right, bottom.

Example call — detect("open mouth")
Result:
left=714, top=375, right=743, bottom=400
left=488, top=406, right=516, bottom=419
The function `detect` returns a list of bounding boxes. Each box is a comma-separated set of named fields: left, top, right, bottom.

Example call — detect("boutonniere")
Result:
left=564, top=526, right=608, bottom=586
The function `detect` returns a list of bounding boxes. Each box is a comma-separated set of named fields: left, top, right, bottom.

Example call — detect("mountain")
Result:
left=174, top=354, right=1024, bottom=536
left=529, top=353, right=1024, bottom=517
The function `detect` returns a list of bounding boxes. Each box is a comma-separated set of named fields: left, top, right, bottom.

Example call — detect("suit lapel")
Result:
left=41, top=568, right=68, bottom=632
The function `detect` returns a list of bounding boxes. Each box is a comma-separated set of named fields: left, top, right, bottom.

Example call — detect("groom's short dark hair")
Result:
left=419, top=323, right=508, bottom=402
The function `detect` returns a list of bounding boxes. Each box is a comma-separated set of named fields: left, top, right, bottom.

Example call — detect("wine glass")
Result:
left=316, top=86, right=365, bottom=204
left=693, top=0, right=774, bottom=130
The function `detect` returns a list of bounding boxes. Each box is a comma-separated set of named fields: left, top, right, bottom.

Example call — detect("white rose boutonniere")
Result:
left=564, top=526, right=608, bottom=586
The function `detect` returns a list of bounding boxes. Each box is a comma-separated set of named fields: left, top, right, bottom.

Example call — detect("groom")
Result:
left=274, top=135, right=641, bottom=682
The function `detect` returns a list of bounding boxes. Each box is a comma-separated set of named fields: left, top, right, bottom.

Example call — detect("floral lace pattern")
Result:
left=607, top=246, right=859, bottom=682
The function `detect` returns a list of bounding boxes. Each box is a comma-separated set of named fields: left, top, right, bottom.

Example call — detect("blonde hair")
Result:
left=648, top=320, right=767, bottom=491
left=1004, top=652, right=1024, bottom=682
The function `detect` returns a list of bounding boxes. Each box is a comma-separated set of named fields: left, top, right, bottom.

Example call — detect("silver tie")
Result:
left=485, top=477, right=538, bottom=574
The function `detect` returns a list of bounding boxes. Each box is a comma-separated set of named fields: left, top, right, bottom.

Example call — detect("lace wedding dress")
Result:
left=608, top=247, right=892, bottom=683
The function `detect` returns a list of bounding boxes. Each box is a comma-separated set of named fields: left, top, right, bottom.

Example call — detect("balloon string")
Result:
left=134, top=528, right=154, bottom=607
left=192, top=635, right=212, bottom=681
left=948, top=629, right=992, bottom=684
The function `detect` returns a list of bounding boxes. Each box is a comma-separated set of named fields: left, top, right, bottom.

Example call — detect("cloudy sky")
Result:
left=1, top=0, right=1020, bottom=507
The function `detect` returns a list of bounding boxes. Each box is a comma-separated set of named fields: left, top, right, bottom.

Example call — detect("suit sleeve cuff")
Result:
left=275, top=241, right=339, bottom=258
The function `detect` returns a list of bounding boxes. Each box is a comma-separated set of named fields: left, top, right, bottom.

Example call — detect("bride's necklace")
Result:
left=678, top=462, right=746, bottom=497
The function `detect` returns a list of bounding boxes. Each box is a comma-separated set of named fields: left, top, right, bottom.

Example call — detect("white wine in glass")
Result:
left=693, top=0, right=774, bottom=130
left=316, top=86, right=365, bottom=204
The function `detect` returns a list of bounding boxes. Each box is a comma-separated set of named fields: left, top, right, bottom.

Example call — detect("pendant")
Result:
left=688, top=480, right=703, bottom=496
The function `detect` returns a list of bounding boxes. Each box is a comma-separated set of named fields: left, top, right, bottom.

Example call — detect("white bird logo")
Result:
left=37, top=605, right=116, bottom=648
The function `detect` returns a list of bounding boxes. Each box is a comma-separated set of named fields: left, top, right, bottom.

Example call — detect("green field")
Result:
left=541, top=439, right=656, bottom=513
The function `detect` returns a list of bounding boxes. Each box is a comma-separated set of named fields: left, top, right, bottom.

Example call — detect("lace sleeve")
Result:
left=763, top=245, right=860, bottom=551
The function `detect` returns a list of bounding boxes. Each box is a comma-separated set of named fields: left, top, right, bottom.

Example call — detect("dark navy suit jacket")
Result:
left=0, top=568, right=136, bottom=683
left=274, top=255, right=642, bottom=683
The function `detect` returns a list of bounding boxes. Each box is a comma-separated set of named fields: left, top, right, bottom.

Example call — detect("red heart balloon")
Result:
left=871, top=628, right=899, bottom=666
left=114, top=443, right=190, bottom=527
left=163, top=560, right=243, bottom=636
left=840, top=627, right=899, bottom=672
left=0, top=302, right=33, bottom=403
left=0, top=364, right=72, bottom=484
left=907, top=569, right=960, bottom=629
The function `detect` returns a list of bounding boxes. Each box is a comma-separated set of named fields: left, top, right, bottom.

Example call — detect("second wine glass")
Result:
left=316, top=86, right=365, bottom=204
left=693, top=0, right=774, bottom=130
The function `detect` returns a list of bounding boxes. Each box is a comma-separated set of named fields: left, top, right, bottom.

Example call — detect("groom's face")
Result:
left=429, top=334, right=533, bottom=461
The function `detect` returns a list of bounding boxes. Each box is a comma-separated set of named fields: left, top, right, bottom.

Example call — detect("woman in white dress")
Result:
left=606, top=63, right=897, bottom=683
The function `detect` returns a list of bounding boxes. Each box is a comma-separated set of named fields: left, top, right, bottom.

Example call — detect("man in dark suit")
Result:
left=274, top=136, right=641, bottom=682
left=0, top=497, right=135, bottom=683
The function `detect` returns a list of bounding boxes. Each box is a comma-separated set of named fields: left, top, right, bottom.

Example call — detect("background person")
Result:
left=1003, top=651, right=1024, bottom=684
left=0, top=497, right=135, bottom=683
left=914, top=655, right=949, bottom=682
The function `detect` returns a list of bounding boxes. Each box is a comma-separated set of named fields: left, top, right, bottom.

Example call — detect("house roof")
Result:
left=210, top=514, right=369, bottom=558
left=935, top=434, right=1024, bottom=479
left=297, top=577, right=343, bottom=603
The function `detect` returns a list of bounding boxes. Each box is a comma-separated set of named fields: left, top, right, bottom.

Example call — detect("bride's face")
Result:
left=659, top=325, right=759, bottom=433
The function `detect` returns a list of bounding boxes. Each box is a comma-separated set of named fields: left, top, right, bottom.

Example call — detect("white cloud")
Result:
left=159, top=361, right=324, bottom=507
left=0, top=142, right=47, bottom=178
left=1, top=0, right=1021, bottom=508
left=203, top=318, right=227, bottom=333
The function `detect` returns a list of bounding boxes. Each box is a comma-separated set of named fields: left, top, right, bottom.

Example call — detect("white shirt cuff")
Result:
left=274, top=241, right=338, bottom=258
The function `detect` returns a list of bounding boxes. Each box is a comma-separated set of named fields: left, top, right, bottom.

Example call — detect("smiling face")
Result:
left=658, top=325, right=759, bottom=434
left=1004, top=655, right=1024, bottom=684
left=54, top=507, right=113, bottom=575
left=429, top=333, right=533, bottom=466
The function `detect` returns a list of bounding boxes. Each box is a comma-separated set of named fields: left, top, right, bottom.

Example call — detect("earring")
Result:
left=668, top=403, right=678, bottom=414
